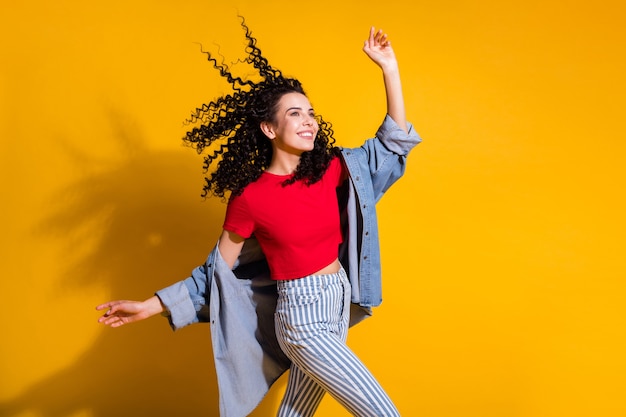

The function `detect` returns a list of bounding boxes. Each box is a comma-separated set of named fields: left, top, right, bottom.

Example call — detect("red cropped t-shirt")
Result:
left=223, top=157, right=346, bottom=280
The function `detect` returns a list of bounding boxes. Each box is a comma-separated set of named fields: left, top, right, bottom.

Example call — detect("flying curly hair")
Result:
left=183, top=17, right=339, bottom=199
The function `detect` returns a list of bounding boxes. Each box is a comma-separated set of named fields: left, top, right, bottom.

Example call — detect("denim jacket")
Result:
left=156, top=115, right=421, bottom=417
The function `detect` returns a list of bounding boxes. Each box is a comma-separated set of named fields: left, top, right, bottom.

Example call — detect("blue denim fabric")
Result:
left=155, top=115, right=421, bottom=417
left=340, top=114, right=421, bottom=307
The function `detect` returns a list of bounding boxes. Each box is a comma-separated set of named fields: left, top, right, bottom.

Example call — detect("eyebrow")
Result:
left=285, top=106, right=314, bottom=113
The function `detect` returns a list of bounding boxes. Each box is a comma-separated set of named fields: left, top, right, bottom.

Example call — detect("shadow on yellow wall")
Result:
left=0, top=110, right=280, bottom=416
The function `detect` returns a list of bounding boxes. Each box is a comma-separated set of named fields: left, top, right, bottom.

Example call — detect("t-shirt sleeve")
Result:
left=223, top=193, right=255, bottom=238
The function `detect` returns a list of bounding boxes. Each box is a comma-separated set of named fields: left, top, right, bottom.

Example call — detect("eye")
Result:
left=289, top=110, right=300, bottom=117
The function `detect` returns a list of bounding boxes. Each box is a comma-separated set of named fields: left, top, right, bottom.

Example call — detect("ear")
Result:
left=260, top=121, right=276, bottom=139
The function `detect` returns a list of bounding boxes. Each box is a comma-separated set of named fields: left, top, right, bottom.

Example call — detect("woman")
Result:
left=97, top=20, right=421, bottom=417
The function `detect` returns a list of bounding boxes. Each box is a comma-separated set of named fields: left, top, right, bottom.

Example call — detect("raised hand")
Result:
left=362, top=27, right=398, bottom=71
left=362, top=26, right=408, bottom=133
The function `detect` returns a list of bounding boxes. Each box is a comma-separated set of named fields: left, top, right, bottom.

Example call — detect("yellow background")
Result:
left=1, top=1, right=625, bottom=416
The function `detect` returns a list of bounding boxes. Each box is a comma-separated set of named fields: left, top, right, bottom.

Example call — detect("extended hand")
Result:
left=96, top=296, right=164, bottom=328
left=362, top=27, right=398, bottom=71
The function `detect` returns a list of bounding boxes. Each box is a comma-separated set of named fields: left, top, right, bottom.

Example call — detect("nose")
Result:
left=304, top=114, right=316, bottom=126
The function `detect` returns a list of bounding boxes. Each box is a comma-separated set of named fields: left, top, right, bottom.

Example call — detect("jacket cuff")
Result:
left=155, top=282, right=197, bottom=331
left=376, top=114, right=422, bottom=155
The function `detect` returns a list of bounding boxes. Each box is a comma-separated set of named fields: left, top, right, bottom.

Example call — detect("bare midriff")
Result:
left=311, top=258, right=341, bottom=276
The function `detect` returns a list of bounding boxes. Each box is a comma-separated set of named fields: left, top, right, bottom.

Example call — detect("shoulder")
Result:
left=325, top=155, right=347, bottom=181
left=233, top=172, right=283, bottom=201
left=329, top=155, right=342, bottom=170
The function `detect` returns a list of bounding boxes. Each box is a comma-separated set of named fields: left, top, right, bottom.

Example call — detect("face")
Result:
left=261, top=92, right=319, bottom=156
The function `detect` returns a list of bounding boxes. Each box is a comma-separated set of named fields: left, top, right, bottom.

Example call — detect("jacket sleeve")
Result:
left=360, top=114, right=421, bottom=201
left=155, top=263, right=212, bottom=331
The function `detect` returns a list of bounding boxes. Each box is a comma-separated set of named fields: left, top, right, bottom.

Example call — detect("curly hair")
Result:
left=183, top=17, right=339, bottom=199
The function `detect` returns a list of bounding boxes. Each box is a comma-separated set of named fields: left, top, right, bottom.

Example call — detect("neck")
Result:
left=267, top=151, right=301, bottom=175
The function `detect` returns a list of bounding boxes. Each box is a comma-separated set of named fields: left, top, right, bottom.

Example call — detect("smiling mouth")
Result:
left=298, top=131, right=315, bottom=139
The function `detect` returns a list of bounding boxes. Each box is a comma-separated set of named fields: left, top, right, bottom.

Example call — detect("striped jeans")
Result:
left=274, top=267, right=400, bottom=417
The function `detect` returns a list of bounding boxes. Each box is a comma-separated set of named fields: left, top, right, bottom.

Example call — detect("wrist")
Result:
left=381, top=63, right=400, bottom=76
left=143, top=295, right=166, bottom=317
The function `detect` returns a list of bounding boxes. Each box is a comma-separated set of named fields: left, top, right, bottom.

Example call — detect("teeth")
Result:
left=299, top=132, right=313, bottom=137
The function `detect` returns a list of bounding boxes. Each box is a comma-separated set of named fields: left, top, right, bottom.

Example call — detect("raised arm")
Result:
left=362, top=27, right=408, bottom=134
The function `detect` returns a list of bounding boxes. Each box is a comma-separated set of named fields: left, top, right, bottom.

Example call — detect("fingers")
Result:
left=368, top=26, right=376, bottom=43
left=96, top=301, right=120, bottom=319
left=98, top=308, right=131, bottom=327
left=95, top=300, right=127, bottom=311
left=364, top=27, right=390, bottom=49
left=98, top=314, right=123, bottom=327
left=375, top=29, right=388, bottom=45
left=96, top=300, right=133, bottom=327
left=100, top=316, right=128, bottom=328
